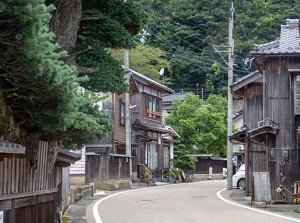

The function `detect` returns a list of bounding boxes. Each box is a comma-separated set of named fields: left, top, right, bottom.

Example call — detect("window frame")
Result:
left=120, top=99, right=125, bottom=126
left=145, top=94, right=161, bottom=121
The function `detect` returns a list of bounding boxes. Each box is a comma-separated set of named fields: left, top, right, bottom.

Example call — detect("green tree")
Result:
left=0, top=0, right=147, bottom=149
left=165, top=93, right=227, bottom=156
left=173, top=144, right=197, bottom=171
left=110, top=44, right=172, bottom=84
left=138, top=0, right=300, bottom=94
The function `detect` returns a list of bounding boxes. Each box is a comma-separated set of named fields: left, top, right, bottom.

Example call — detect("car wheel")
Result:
left=238, top=178, right=245, bottom=190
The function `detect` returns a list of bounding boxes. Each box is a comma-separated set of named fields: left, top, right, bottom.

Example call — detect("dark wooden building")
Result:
left=192, top=154, right=227, bottom=175
left=0, top=140, right=80, bottom=223
left=84, top=69, right=179, bottom=185
left=230, top=19, right=300, bottom=197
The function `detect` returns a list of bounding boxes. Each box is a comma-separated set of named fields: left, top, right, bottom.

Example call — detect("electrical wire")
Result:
left=142, top=4, right=257, bottom=74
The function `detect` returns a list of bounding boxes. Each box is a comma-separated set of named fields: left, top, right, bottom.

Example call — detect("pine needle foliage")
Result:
left=77, top=0, right=148, bottom=94
left=0, top=0, right=148, bottom=148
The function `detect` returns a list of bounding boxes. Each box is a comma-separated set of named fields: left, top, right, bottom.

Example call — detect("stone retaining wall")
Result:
left=194, top=174, right=225, bottom=180
left=94, top=179, right=132, bottom=191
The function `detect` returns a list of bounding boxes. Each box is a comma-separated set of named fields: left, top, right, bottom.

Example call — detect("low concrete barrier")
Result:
left=70, top=184, right=94, bottom=205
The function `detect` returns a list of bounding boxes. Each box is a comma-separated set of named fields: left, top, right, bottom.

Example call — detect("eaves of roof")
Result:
left=132, top=119, right=173, bottom=134
left=229, top=128, right=248, bottom=144
left=130, top=69, right=175, bottom=94
left=190, top=154, right=214, bottom=158
left=230, top=70, right=262, bottom=94
left=109, top=153, right=134, bottom=158
left=56, top=148, right=81, bottom=164
left=229, top=119, right=279, bottom=144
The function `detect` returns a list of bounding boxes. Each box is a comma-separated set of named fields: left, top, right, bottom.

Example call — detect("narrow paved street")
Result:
left=92, top=180, right=300, bottom=223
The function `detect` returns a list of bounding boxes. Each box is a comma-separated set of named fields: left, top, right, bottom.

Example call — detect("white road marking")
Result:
left=217, top=188, right=300, bottom=222
left=93, top=183, right=300, bottom=223
left=93, top=188, right=146, bottom=223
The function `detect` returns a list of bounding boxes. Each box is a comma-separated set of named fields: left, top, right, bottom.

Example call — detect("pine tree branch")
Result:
left=77, top=66, right=99, bottom=74
left=82, top=15, right=103, bottom=21
left=68, top=45, right=92, bottom=56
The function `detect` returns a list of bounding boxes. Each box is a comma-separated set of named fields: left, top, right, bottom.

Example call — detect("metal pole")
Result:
left=227, top=2, right=234, bottom=190
left=124, top=49, right=132, bottom=178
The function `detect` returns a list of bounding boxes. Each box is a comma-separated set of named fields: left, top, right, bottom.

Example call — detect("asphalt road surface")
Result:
left=92, top=180, right=300, bottom=223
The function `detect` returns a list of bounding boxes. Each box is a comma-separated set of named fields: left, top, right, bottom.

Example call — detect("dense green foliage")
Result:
left=110, top=44, right=172, bottom=84
left=165, top=93, right=228, bottom=156
left=173, top=144, right=197, bottom=171
left=77, top=0, right=148, bottom=94
left=136, top=0, right=300, bottom=96
left=0, top=0, right=147, bottom=148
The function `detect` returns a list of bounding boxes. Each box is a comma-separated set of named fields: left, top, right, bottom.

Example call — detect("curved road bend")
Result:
left=93, top=180, right=300, bottom=223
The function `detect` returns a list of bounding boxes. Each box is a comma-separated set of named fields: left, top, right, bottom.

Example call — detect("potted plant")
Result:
left=164, top=171, right=176, bottom=183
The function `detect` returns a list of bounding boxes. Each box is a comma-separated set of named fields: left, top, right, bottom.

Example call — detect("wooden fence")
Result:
left=0, top=141, right=62, bottom=223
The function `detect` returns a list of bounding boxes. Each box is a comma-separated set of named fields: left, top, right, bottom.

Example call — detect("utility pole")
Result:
left=124, top=49, right=132, bottom=179
left=123, top=30, right=150, bottom=180
left=227, top=2, right=234, bottom=190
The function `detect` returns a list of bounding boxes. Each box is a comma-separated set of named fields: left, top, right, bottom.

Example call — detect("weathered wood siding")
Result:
left=1, top=189, right=58, bottom=223
left=243, top=85, right=264, bottom=193
left=89, top=97, right=114, bottom=145
left=114, top=94, right=126, bottom=142
left=85, top=153, right=108, bottom=182
left=131, top=93, right=141, bottom=123
left=194, top=158, right=226, bottom=174
left=0, top=141, right=58, bottom=195
left=0, top=141, right=62, bottom=223
left=85, top=154, right=130, bottom=180
left=108, top=158, right=130, bottom=178
left=265, top=58, right=300, bottom=196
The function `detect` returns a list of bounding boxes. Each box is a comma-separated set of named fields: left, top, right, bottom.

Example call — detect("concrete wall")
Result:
left=70, top=175, right=85, bottom=185
left=69, top=184, right=94, bottom=205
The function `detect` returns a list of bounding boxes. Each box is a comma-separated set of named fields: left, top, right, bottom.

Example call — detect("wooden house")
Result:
left=84, top=69, right=179, bottom=187
left=130, top=69, right=179, bottom=181
left=0, top=140, right=80, bottom=223
left=230, top=19, right=300, bottom=197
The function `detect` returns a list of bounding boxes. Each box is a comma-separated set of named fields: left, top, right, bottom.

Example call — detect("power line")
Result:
left=235, top=14, right=253, bottom=50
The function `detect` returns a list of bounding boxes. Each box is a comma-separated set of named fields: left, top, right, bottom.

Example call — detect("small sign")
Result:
left=0, top=211, right=3, bottom=223
left=253, top=172, right=271, bottom=202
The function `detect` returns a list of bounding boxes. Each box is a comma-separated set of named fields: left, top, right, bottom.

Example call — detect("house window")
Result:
left=163, top=146, right=170, bottom=168
left=120, top=100, right=125, bottom=126
left=145, top=94, right=161, bottom=120
left=148, top=143, right=157, bottom=169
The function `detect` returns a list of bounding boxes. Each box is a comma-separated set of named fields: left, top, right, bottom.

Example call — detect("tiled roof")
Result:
left=162, top=93, right=187, bottom=102
left=251, top=19, right=300, bottom=55
left=0, top=140, right=25, bottom=154
left=232, top=70, right=260, bottom=85
left=130, top=69, right=175, bottom=94
left=132, top=119, right=180, bottom=138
